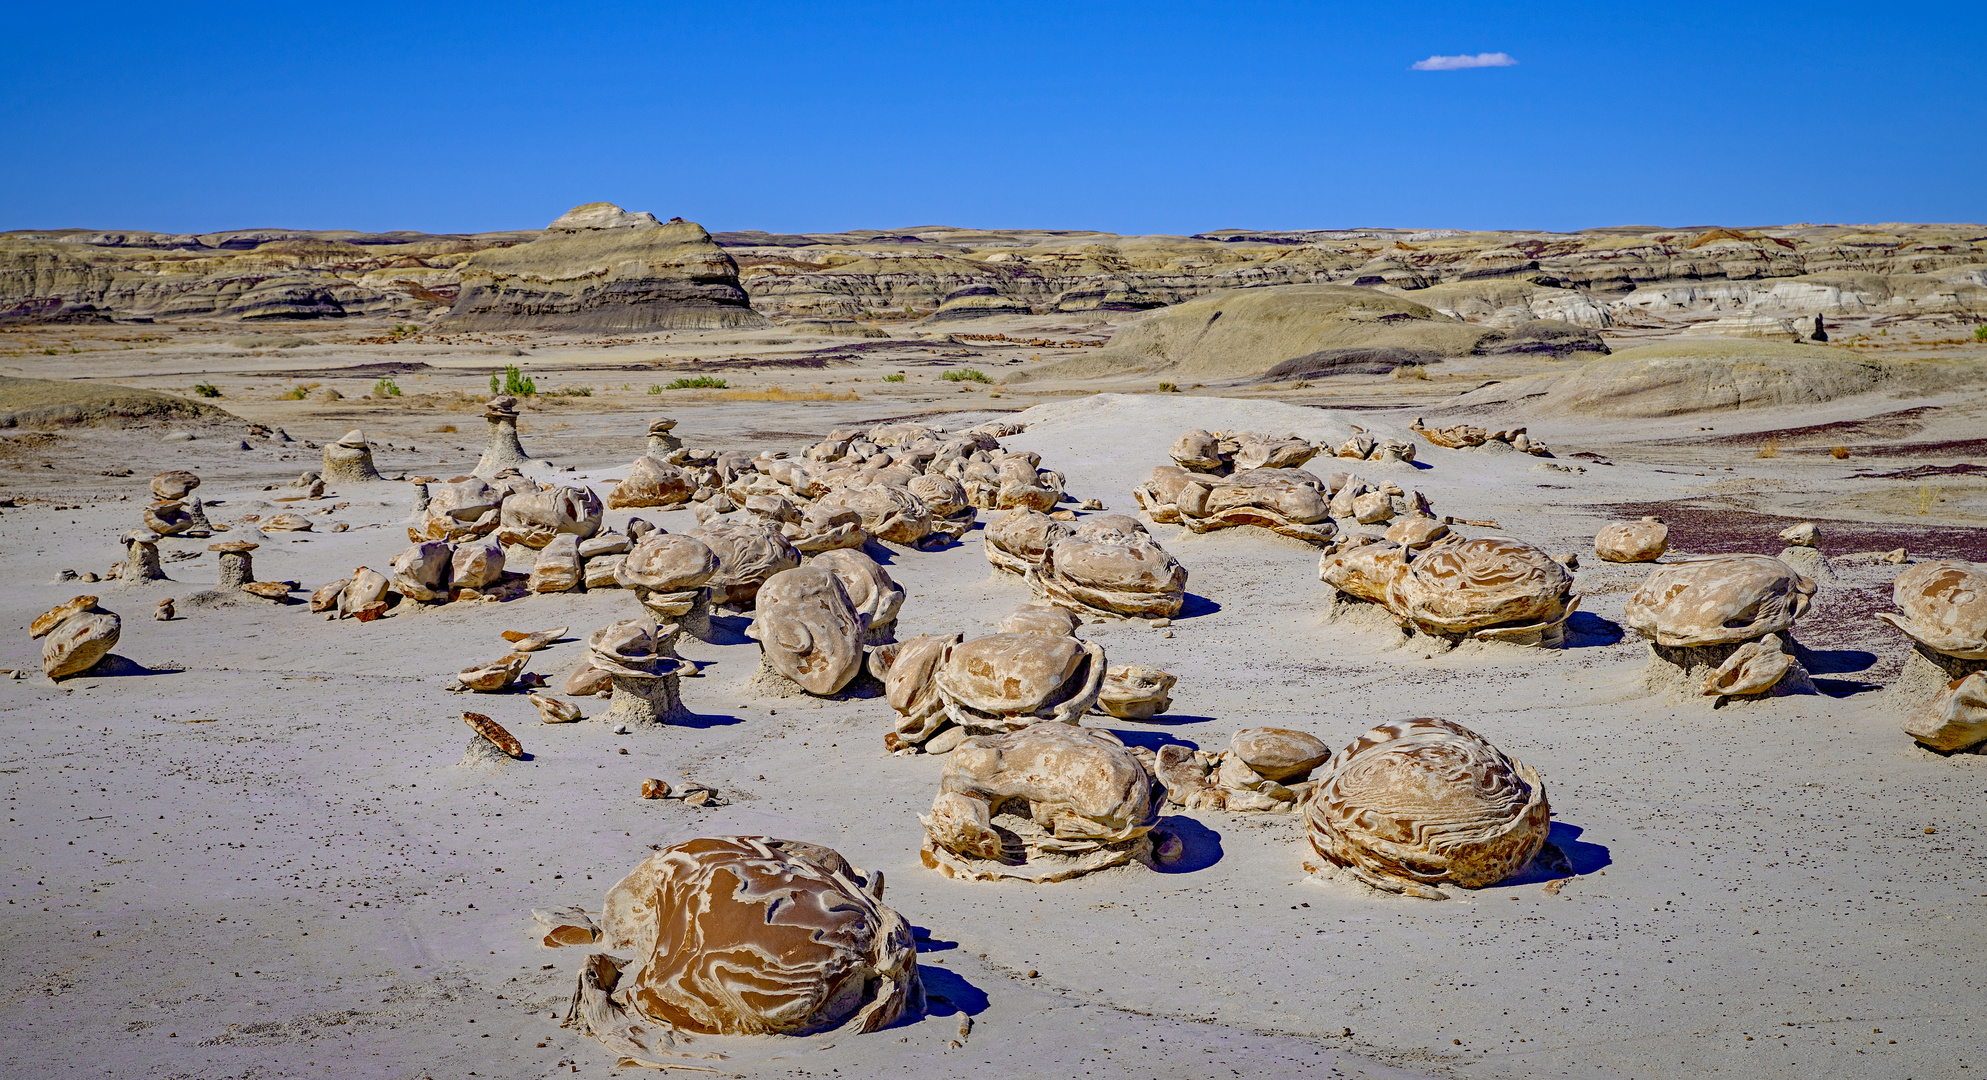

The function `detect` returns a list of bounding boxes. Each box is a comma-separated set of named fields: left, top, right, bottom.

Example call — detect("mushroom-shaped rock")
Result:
left=450, top=539, right=506, bottom=589
left=811, top=548, right=905, bottom=643
left=1903, top=672, right=1987, bottom=752
left=1386, top=536, right=1578, bottom=644
left=1624, top=555, right=1815, bottom=648
left=322, top=429, right=383, bottom=484
left=933, top=632, right=1106, bottom=731
left=32, top=596, right=120, bottom=680
left=1232, top=728, right=1330, bottom=782
left=920, top=724, right=1158, bottom=883
left=119, top=531, right=166, bottom=583
left=589, top=619, right=687, bottom=728
left=143, top=500, right=192, bottom=537
left=1595, top=517, right=1669, bottom=563
left=498, top=486, right=602, bottom=549
left=1097, top=664, right=1176, bottom=719
left=1029, top=532, right=1188, bottom=619
left=687, top=521, right=799, bottom=608
left=983, top=508, right=1071, bottom=575
left=644, top=417, right=682, bottom=456
left=1875, top=560, right=1987, bottom=660
left=1304, top=718, right=1550, bottom=899
left=746, top=566, right=869, bottom=696
left=618, top=533, right=719, bottom=620
left=567, top=837, right=919, bottom=1062
left=389, top=541, right=453, bottom=602
left=608, top=456, right=695, bottom=509
left=412, top=478, right=506, bottom=542
left=151, top=470, right=200, bottom=500
left=473, top=397, right=532, bottom=476
left=1778, top=521, right=1819, bottom=547
left=210, top=541, right=259, bottom=590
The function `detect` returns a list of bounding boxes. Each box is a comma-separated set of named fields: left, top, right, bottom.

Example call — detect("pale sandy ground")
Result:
left=2, top=327, right=1985, bottom=1080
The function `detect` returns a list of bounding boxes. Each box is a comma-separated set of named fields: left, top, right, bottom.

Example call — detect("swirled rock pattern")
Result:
left=687, top=521, right=800, bottom=607
left=746, top=566, right=868, bottom=696
left=1304, top=717, right=1550, bottom=899
left=564, top=836, right=919, bottom=1065
left=1387, top=536, right=1577, bottom=642
left=1876, top=560, right=1987, bottom=660
left=1624, top=555, right=1814, bottom=647
left=1028, top=529, right=1188, bottom=619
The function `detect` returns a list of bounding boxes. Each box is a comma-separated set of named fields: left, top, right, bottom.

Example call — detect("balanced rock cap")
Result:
left=648, top=417, right=678, bottom=434
left=336, top=429, right=368, bottom=447
left=210, top=541, right=259, bottom=552
left=546, top=202, right=661, bottom=232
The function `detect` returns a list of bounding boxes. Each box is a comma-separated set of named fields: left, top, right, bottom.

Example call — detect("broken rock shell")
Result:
left=464, top=711, right=525, bottom=758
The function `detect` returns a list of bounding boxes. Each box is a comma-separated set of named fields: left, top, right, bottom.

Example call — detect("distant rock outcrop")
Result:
left=437, top=207, right=765, bottom=332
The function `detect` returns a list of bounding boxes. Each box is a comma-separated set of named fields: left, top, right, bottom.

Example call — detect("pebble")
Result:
left=613, top=724, right=629, bottom=734
left=1149, top=618, right=1171, bottom=628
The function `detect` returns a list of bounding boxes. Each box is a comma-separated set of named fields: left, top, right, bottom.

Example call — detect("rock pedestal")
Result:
left=211, top=542, right=257, bottom=590
left=646, top=417, right=682, bottom=456
left=601, top=667, right=688, bottom=728
left=322, top=429, right=382, bottom=483
left=119, top=534, right=165, bottom=583
left=474, top=397, right=532, bottom=476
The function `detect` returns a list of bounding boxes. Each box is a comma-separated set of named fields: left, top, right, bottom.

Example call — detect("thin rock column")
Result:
left=119, top=533, right=166, bottom=583
left=212, top=542, right=257, bottom=590
left=601, top=665, right=688, bottom=729
left=474, top=397, right=532, bottom=476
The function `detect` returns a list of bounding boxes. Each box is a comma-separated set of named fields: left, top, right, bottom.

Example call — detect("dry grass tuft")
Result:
left=1756, top=437, right=1779, bottom=458
left=1831, top=445, right=1850, bottom=459
left=1912, top=484, right=1943, bottom=515
left=710, top=387, right=860, bottom=403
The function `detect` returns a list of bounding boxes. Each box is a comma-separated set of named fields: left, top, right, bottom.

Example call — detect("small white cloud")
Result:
left=1411, top=52, right=1518, bottom=71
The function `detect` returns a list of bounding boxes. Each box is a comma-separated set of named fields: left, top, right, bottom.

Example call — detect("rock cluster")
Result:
left=878, top=604, right=1107, bottom=755
left=1321, top=532, right=1580, bottom=647
left=1153, top=728, right=1332, bottom=812
left=1877, top=560, right=1987, bottom=751
left=1410, top=418, right=1552, bottom=456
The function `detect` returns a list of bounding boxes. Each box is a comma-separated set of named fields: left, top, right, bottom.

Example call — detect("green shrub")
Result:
left=372, top=377, right=402, bottom=397
left=664, top=375, right=728, bottom=389
left=1975, top=324, right=1987, bottom=343
left=192, top=383, right=221, bottom=398
left=548, top=386, right=592, bottom=397
left=941, top=369, right=991, bottom=383
left=1157, top=381, right=1179, bottom=392
left=490, top=365, right=536, bottom=395
left=281, top=385, right=309, bottom=400
left=647, top=385, right=664, bottom=395
left=882, top=373, right=906, bottom=383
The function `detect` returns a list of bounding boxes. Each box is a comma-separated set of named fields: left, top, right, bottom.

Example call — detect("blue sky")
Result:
left=2, top=1, right=1981, bottom=235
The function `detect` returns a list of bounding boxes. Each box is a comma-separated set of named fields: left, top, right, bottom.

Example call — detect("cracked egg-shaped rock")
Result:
left=1319, top=539, right=1409, bottom=606
left=921, top=724, right=1157, bottom=883
left=617, top=533, right=718, bottom=593
left=1098, top=664, right=1176, bottom=719
left=458, top=652, right=529, bottom=692
left=35, top=597, right=120, bottom=680
left=1701, top=633, right=1802, bottom=697
left=412, top=478, right=505, bottom=543
left=1169, top=429, right=1229, bottom=473
left=811, top=548, right=904, bottom=637
left=1029, top=533, right=1187, bottom=619
left=983, top=508, right=1071, bottom=575
left=686, top=521, right=800, bottom=608
left=1624, top=554, right=1815, bottom=648
left=821, top=483, right=932, bottom=546
left=582, top=836, right=920, bottom=1044
left=880, top=633, right=962, bottom=749
left=785, top=503, right=865, bottom=554
left=1875, top=559, right=1987, bottom=660
left=1230, top=431, right=1317, bottom=471
left=1903, top=671, right=1987, bottom=752
left=607, top=456, right=696, bottom=509
left=1175, top=469, right=1333, bottom=543
left=746, top=566, right=869, bottom=696
left=1386, top=536, right=1575, bottom=636
left=389, top=541, right=454, bottom=602
left=1130, top=465, right=1198, bottom=524
left=498, top=485, right=602, bottom=549
left=339, top=566, right=391, bottom=619
left=1304, top=717, right=1549, bottom=899
left=1595, top=517, right=1669, bottom=563
left=932, top=632, right=1105, bottom=731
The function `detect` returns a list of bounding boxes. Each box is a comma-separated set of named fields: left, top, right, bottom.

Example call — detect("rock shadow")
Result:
left=1151, top=815, right=1223, bottom=874
left=1104, top=729, right=1201, bottom=754
left=80, top=655, right=182, bottom=678
left=1501, top=822, right=1611, bottom=886
left=661, top=710, right=747, bottom=730
left=1561, top=611, right=1624, bottom=648
left=1175, top=593, right=1222, bottom=620
left=917, top=965, right=990, bottom=1019
left=702, top=612, right=756, bottom=646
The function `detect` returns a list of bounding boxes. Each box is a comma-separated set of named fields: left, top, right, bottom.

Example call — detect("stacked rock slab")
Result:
left=1623, top=554, right=1817, bottom=700
left=920, top=724, right=1159, bottom=883
left=1303, top=718, right=1550, bottom=899
left=559, top=837, right=919, bottom=1068
left=31, top=595, right=121, bottom=680
left=119, top=532, right=166, bottom=583
left=211, top=541, right=257, bottom=590
left=879, top=604, right=1105, bottom=754
left=1876, top=560, right=1987, bottom=751
left=589, top=619, right=687, bottom=728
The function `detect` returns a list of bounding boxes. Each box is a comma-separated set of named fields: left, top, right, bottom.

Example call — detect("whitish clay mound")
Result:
left=1303, top=717, right=1551, bottom=900
left=1454, top=339, right=1973, bottom=418
left=439, top=206, right=766, bottom=332
left=1005, top=284, right=1604, bottom=384
left=556, top=837, right=921, bottom=1066
left=0, top=375, right=231, bottom=430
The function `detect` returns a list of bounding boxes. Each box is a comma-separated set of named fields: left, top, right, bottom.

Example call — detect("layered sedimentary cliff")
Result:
left=3, top=210, right=1981, bottom=329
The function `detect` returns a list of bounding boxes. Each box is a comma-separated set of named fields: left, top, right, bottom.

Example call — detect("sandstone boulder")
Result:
left=746, top=566, right=868, bottom=696
left=607, top=456, right=696, bottom=509
left=1875, top=560, right=1987, bottom=660
left=687, top=520, right=800, bottom=607
left=1595, top=517, right=1669, bottom=563
left=498, top=485, right=602, bottom=549
left=1624, top=555, right=1815, bottom=647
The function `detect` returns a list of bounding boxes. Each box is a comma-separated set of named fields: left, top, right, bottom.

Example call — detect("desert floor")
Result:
left=1, top=320, right=1983, bottom=1080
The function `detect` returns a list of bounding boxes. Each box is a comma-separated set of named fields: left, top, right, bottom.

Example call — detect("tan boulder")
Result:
left=1231, top=728, right=1330, bottom=782
left=1169, top=429, right=1228, bottom=472
left=339, top=566, right=391, bottom=618
left=33, top=597, right=120, bottom=679
left=150, top=470, right=199, bottom=500
left=687, top=520, right=800, bottom=607
left=810, top=548, right=904, bottom=640
left=389, top=541, right=453, bottom=602
left=1029, top=532, right=1188, bottom=619
left=498, top=485, right=602, bottom=549
left=1624, top=555, right=1815, bottom=647
left=784, top=502, right=866, bottom=553
left=1304, top=717, right=1550, bottom=898
left=1903, top=671, right=1987, bottom=752
left=821, top=483, right=932, bottom=546
left=457, top=653, right=529, bottom=692
left=1231, top=431, right=1318, bottom=471
left=1097, top=664, right=1176, bottom=719
left=574, top=837, right=919, bottom=1052
left=1595, top=517, right=1669, bottom=563
left=932, top=632, right=1105, bottom=731
left=1875, top=560, right=1987, bottom=660
left=411, top=478, right=505, bottom=543
left=1318, top=539, right=1410, bottom=606
left=606, top=456, right=695, bottom=509
left=995, top=603, right=1083, bottom=638
left=528, top=534, right=582, bottom=593
left=983, top=508, right=1071, bottom=575
left=1702, top=633, right=1801, bottom=697
left=746, top=565, right=868, bottom=696
left=1387, top=536, right=1577, bottom=641
left=450, top=539, right=506, bottom=589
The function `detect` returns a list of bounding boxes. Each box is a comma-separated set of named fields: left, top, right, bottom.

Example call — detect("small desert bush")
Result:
left=1394, top=362, right=1429, bottom=380
left=431, top=424, right=457, bottom=434
left=1157, top=381, right=1179, bottom=393
left=882, top=373, right=906, bottom=383
left=490, top=365, right=536, bottom=395
left=1975, top=324, right=1987, bottom=343
left=192, top=383, right=221, bottom=398
left=647, top=385, right=664, bottom=394
left=549, top=386, right=592, bottom=397
left=373, top=377, right=402, bottom=397
left=1756, top=437, right=1779, bottom=458
left=665, top=375, right=728, bottom=390
left=711, top=387, right=858, bottom=403
left=1831, top=446, right=1850, bottom=460
left=281, top=385, right=310, bottom=400
left=941, top=369, right=991, bottom=383
left=1913, top=484, right=1943, bottom=514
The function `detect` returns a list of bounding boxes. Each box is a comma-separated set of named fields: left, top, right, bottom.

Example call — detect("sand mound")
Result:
left=0, top=376, right=231, bottom=429
left=1525, top=339, right=1954, bottom=417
